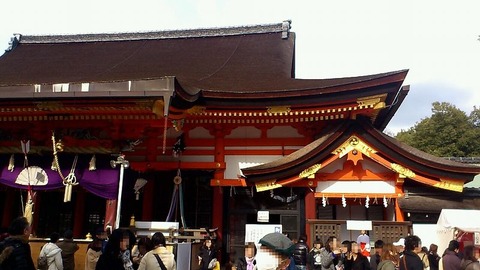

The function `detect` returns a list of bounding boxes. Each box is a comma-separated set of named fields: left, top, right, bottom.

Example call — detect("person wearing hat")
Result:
left=255, top=232, right=296, bottom=270
left=393, top=238, right=405, bottom=257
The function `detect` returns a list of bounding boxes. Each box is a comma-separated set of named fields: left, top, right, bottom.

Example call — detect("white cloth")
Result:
left=39, top=242, right=63, bottom=270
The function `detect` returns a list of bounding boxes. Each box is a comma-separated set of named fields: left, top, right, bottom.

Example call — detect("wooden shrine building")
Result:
left=0, top=20, right=479, bottom=259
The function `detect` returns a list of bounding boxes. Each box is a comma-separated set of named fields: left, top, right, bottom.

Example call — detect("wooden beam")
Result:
left=210, top=178, right=247, bottom=187
left=129, top=161, right=225, bottom=171
left=314, top=192, right=401, bottom=198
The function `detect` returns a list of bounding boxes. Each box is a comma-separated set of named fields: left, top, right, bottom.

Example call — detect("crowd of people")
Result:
left=0, top=216, right=176, bottom=270
left=230, top=233, right=480, bottom=270
left=1, top=216, right=480, bottom=270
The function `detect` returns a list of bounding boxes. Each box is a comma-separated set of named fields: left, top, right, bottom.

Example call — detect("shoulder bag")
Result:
left=153, top=254, right=167, bottom=270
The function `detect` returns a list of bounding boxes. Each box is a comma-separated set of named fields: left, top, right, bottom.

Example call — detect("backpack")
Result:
left=37, top=255, right=48, bottom=270
left=37, top=246, right=48, bottom=270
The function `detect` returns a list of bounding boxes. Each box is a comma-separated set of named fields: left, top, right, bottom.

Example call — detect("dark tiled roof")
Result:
left=0, top=21, right=408, bottom=128
left=444, top=157, right=480, bottom=164
left=15, top=22, right=290, bottom=44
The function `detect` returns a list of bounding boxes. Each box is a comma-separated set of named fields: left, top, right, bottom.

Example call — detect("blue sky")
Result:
left=1, top=0, right=479, bottom=134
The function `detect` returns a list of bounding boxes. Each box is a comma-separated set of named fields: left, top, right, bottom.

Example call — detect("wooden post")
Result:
left=142, top=180, right=154, bottom=221
left=73, top=189, right=85, bottom=238
left=394, top=199, right=405, bottom=221
left=1, top=190, right=15, bottom=228
left=304, top=191, right=316, bottom=246
left=212, top=127, right=225, bottom=262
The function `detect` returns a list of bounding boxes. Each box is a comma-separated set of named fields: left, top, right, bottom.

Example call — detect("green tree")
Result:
left=396, top=102, right=480, bottom=157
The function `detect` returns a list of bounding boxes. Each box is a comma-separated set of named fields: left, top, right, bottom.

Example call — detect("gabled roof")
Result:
left=241, top=118, right=480, bottom=189
left=0, top=21, right=408, bottom=128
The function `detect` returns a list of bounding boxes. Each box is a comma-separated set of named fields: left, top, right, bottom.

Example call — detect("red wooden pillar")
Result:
left=142, top=180, right=154, bottom=221
left=304, top=191, right=316, bottom=245
left=394, top=199, right=405, bottom=221
left=73, top=189, right=85, bottom=238
left=212, top=127, right=225, bottom=249
left=1, top=190, right=14, bottom=228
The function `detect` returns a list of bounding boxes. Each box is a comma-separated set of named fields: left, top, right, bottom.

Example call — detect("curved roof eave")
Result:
left=242, top=119, right=480, bottom=182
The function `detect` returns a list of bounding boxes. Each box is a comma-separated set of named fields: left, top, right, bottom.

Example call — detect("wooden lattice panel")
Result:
left=312, top=223, right=341, bottom=244
left=372, top=224, right=409, bottom=244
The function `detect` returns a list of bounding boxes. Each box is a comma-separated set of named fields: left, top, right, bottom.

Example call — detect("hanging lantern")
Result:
left=342, top=194, right=346, bottom=208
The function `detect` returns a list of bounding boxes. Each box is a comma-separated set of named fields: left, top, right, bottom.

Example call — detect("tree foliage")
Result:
left=395, top=102, right=480, bottom=157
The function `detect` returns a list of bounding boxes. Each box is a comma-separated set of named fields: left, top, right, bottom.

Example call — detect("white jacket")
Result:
left=39, top=242, right=63, bottom=270
left=138, top=246, right=176, bottom=270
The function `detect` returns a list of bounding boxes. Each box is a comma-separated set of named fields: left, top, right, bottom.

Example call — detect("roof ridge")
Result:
left=16, top=20, right=292, bottom=44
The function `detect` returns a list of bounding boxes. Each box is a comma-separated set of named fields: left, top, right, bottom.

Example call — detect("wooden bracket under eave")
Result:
left=209, top=178, right=247, bottom=187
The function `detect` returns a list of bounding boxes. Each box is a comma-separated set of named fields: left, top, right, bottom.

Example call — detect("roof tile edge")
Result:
left=18, top=20, right=292, bottom=44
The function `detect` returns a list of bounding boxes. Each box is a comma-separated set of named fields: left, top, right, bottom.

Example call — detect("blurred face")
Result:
left=340, top=244, right=348, bottom=253
left=205, top=240, right=212, bottom=248
left=332, top=238, right=337, bottom=249
left=245, top=247, right=255, bottom=258
left=351, top=242, right=359, bottom=254
left=314, top=243, right=322, bottom=249
left=395, top=245, right=404, bottom=253
left=120, top=237, right=129, bottom=251
left=255, top=246, right=283, bottom=270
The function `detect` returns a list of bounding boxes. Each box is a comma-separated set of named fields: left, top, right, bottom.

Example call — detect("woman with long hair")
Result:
left=198, top=237, right=218, bottom=270
left=377, top=243, right=399, bottom=270
left=96, top=229, right=134, bottom=270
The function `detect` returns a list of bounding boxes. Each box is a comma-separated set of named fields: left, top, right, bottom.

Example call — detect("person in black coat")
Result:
left=398, top=235, right=423, bottom=270
left=344, top=241, right=370, bottom=270
left=293, top=235, right=309, bottom=269
left=96, top=229, right=133, bottom=270
left=428, top=244, right=440, bottom=270
left=198, top=237, right=217, bottom=270
left=0, top=216, right=35, bottom=270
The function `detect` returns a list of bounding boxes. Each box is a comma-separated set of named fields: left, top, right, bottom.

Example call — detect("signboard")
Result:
left=245, top=224, right=282, bottom=244
left=475, top=232, right=480, bottom=245
left=346, top=220, right=372, bottom=230
left=257, top=211, right=269, bottom=222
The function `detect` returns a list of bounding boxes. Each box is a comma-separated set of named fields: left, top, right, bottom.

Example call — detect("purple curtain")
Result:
left=0, top=154, right=120, bottom=199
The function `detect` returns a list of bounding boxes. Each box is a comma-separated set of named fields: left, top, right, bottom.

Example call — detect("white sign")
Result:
left=245, top=224, right=282, bottom=245
left=475, top=232, right=480, bottom=245
left=257, top=211, right=270, bottom=222
left=346, top=220, right=372, bottom=230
